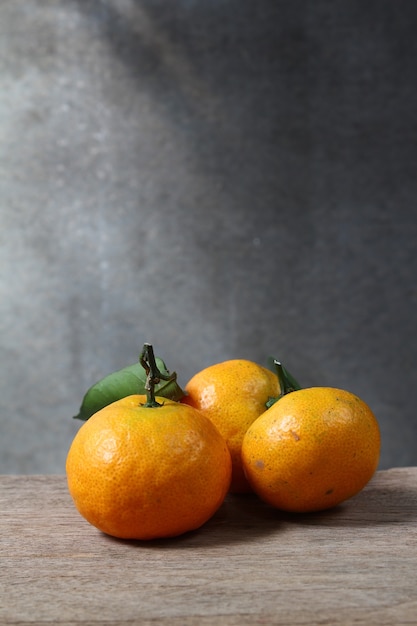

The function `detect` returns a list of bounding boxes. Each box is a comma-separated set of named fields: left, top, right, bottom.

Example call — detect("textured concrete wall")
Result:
left=1, top=0, right=416, bottom=473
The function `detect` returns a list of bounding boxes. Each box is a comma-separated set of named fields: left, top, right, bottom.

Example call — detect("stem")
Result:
left=139, top=343, right=175, bottom=407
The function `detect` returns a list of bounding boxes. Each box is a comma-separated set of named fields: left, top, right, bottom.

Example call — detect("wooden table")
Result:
left=0, top=468, right=416, bottom=625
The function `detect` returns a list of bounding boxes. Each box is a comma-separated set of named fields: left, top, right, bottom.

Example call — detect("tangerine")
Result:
left=66, top=394, right=232, bottom=539
left=183, top=359, right=280, bottom=493
left=241, top=386, right=380, bottom=512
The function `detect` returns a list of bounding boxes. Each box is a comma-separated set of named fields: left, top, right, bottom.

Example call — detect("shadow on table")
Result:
left=102, top=471, right=417, bottom=548
left=103, top=493, right=284, bottom=549
left=278, top=480, right=417, bottom=529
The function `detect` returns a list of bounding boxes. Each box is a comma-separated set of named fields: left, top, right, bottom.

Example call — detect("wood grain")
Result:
left=0, top=468, right=416, bottom=625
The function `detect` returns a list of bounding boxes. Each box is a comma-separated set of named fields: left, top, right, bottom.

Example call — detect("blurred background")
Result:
left=1, top=0, right=416, bottom=473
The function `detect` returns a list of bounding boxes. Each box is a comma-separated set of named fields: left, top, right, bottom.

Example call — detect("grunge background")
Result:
left=1, top=0, right=416, bottom=472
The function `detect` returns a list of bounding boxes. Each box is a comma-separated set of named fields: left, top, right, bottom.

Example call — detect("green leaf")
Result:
left=267, top=356, right=302, bottom=391
left=73, top=357, right=185, bottom=421
left=265, top=356, right=302, bottom=408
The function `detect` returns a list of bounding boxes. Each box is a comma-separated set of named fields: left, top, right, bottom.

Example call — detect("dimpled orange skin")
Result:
left=241, top=387, right=381, bottom=512
left=66, top=395, right=232, bottom=540
left=183, top=359, right=280, bottom=493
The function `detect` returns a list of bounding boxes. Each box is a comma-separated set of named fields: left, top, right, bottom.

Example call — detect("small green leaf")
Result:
left=267, top=356, right=301, bottom=391
left=73, top=357, right=185, bottom=421
left=266, top=356, right=302, bottom=408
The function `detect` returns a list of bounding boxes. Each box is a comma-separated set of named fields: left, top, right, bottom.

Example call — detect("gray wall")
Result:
left=1, top=0, right=416, bottom=473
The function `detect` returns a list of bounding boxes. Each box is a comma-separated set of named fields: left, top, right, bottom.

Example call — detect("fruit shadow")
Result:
left=275, top=480, right=417, bottom=529
left=102, top=493, right=284, bottom=549
left=207, top=478, right=417, bottom=541
left=102, top=475, right=417, bottom=548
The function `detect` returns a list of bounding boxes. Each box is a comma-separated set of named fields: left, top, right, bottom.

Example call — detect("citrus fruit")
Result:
left=183, top=359, right=281, bottom=493
left=241, top=386, right=381, bottom=512
left=66, top=394, right=232, bottom=540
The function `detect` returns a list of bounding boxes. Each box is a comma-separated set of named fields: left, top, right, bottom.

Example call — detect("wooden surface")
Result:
left=0, top=468, right=416, bottom=625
